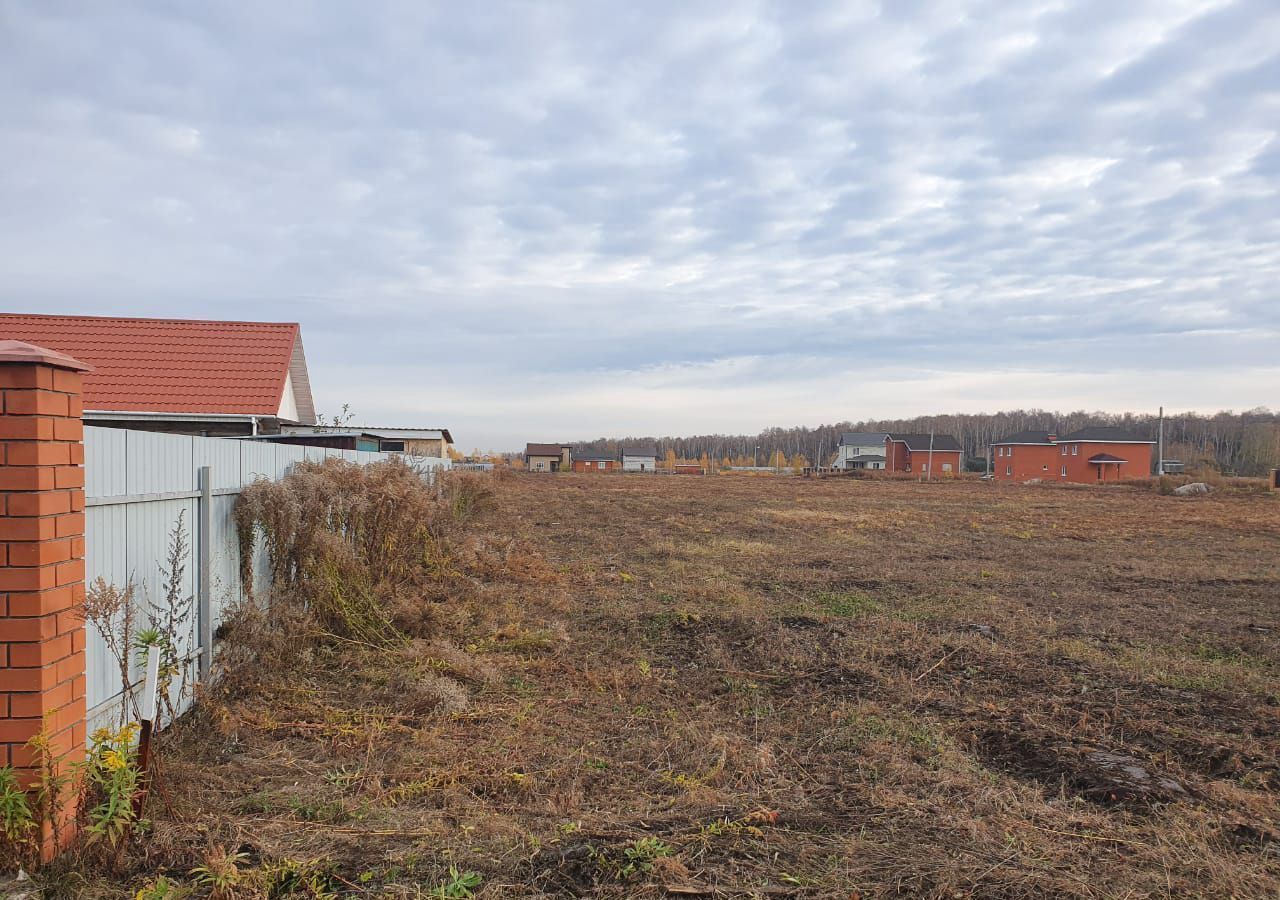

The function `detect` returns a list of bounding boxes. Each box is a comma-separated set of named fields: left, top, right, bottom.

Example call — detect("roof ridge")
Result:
left=0, top=312, right=299, bottom=329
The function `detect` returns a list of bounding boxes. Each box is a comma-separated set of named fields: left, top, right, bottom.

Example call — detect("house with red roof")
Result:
left=0, top=313, right=316, bottom=436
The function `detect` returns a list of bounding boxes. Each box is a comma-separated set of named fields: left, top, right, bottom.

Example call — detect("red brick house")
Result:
left=990, top=431, right=1059, bottom=481
left=992, top=427, right=1154, bottom=483
left=571, top=455, right=620, bottom=473
left=884, top=433, right=964, bottom=477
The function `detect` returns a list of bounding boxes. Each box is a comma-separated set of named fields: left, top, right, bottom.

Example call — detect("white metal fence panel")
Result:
left=84, top=503, right=127, bottom=717
left=84, top=427, right=127, bottom=498
left=126, top=431, right=195, bottom=495
left=82, top=426, right=450, bottom=728
left=193, top=438, right=242, bottom=491
left=208, top=494, right=243, bottom=625
left=238, top=441, right=279, bottom=484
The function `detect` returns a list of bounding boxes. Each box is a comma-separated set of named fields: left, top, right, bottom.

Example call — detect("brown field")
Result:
left=64, top=474, right=1279, bottom=898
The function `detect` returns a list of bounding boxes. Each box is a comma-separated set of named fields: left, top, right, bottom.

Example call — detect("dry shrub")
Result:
left=214, top=593, right=320, bottom=690
left=439, top=470, right=498, bottom=519
left=232, top=458, right=488, bottom=652
left=377, top=660, right=470, bottom=716
left=415, top=638, right=501, bottom=685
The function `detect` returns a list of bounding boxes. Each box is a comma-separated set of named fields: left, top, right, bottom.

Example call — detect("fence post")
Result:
left=197, top=465, right=213, bottom=679
left=0, top=340, right=91, bottom=859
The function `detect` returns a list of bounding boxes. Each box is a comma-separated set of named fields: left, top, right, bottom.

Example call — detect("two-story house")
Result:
left=836, top=432, right=889, bottom=470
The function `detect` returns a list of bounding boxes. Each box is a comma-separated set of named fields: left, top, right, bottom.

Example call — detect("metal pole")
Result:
left=1157, top=406, right=1165, bottom=476
left=925, top=429, right=935, bottom=482
left=198, top=465, right=213, bottom=679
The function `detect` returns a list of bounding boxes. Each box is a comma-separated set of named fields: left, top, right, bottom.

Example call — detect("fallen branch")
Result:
left=914, top=648, right=961, bottom=681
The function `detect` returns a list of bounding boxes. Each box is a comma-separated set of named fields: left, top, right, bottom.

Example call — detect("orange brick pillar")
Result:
left=0, top=340, right=91, bottom=858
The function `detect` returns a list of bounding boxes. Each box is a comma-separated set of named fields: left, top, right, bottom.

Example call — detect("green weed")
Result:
left=429, top=866, right=483, bottom=898
left=815, top=591, right=880, bottom=617
left=0, top=765, right=35, bottom=865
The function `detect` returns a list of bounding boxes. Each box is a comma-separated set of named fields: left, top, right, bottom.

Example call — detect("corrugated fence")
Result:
left=83, top=427, right=448, bottom=730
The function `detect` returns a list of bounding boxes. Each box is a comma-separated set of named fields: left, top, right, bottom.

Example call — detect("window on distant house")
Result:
left=380, top=440, right=406, bottom=452
left=1061, top=444, right=1068, bottom=455
left=1006, top=465, right=1012, bottom=476
left=1009, top=447, right=1014, bottom=457
left=1072, top=444, right=1078, bottom=455
left=1061, top=465, right=1067, bottom=476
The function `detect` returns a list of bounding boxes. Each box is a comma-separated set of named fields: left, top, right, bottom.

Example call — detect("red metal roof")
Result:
left=0, top=313, right=300, bottom=415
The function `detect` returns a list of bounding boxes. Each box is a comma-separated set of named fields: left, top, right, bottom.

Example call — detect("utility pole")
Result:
left=1157, top=406, right=1165, bottom=476
left=925, top=429, right=935, bottom=482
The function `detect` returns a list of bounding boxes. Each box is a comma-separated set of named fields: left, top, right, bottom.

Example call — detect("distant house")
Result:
left=1056, top=428, right=1154, bottom=483
left=572, top=455, right=620, bottom=473
left=281, top=425, right=453, bottom=457
left=526, top=443, right=571, bottom=472
left=836, top=432, right=889, bottom=470
left=991, top=427, right=1154, bottom=483
left=673, top=462, right=705, bottom=475
left=0, top=312, right=315, bottom=436
left=885, top=433, right=964, bottom=476
left=989, top=431, right=1058, bottom=482
left=622, top=446, right=658, bottom=473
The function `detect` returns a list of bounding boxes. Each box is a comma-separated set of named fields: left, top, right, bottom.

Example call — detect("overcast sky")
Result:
left=1, top=2, right=1277, bottom=450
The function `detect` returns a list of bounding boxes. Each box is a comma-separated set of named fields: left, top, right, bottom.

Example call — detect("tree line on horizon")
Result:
left=567, top=407, right=1280, bottom=475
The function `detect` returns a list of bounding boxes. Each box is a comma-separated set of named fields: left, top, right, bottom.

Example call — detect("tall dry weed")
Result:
left=231, top=459, right=489, bottom=656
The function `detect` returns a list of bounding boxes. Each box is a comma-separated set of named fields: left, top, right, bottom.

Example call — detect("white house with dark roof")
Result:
left=836, top=432, right=889, bottom=470
left=622, top=446, right=658, bottom=473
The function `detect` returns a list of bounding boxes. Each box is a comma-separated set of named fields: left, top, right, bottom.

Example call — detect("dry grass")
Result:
left=52, top=474, right=1280, bottom=898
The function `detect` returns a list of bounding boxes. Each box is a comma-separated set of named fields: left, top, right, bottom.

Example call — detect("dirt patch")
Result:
left=971, top=725, right=1189, bottom=804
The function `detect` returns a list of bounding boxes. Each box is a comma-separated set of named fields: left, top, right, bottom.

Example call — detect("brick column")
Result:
left=0, top=340, right=91, bottom=857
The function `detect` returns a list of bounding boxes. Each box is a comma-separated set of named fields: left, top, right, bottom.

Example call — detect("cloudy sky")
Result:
left=1, top=2, right=1277, bottom=450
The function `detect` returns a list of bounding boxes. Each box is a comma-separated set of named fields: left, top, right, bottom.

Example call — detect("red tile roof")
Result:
left=0, top=313, right=301, bottom=416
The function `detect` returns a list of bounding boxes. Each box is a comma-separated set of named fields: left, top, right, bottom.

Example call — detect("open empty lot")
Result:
left=81, top=474, right=1279, bottom=898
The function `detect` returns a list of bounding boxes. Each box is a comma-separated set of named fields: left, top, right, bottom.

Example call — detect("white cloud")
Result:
left=0, top=0, right=1276, bottom=449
